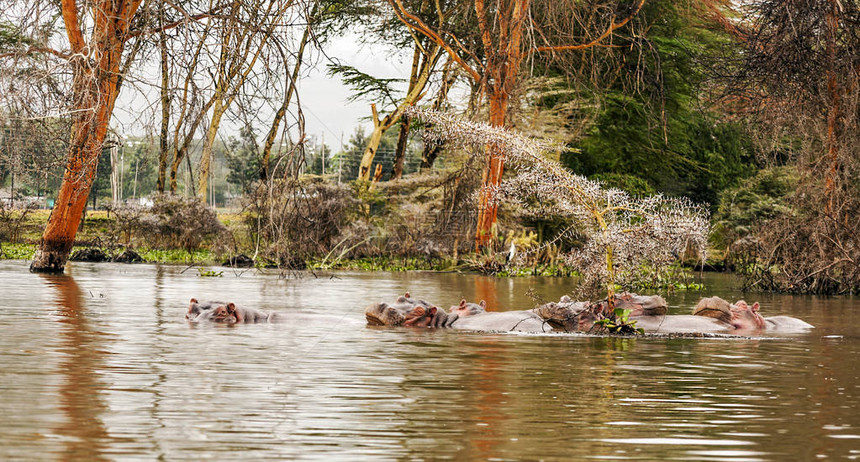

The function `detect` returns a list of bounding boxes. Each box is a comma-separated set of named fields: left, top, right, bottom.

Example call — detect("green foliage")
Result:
left=558, top=0, right=757, bottom=207
left=196, top=268, right=223, bottom=277
left=712, top=166, right=798, bottom=250
left=0, top=22, right=33, bottom=51
left=594, top=308, right=644, bottom=335
left=136, top=248, right=216, bottom=264
left=622, top=262, right=706, bottom=293
left=327, top=64, right=404, bottom=107
left=0, top=242, right=35, bottom=260
left=590, top=173, right=656, bottom=197
left=225, top=125, right=263, bottom=193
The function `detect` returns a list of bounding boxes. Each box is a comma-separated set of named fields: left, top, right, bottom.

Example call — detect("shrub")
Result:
left=135, top=194, right=227, bottom=252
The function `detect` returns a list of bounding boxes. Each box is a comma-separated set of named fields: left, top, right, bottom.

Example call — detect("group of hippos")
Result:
left=186, top=291, right=814, bottom=336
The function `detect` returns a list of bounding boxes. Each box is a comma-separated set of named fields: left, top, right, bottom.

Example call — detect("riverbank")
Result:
left=0, top=207, right=709, bottom=291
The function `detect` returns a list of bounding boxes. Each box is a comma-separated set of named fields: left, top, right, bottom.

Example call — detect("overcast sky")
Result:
left=112, top=32, right=413, bottom=152
left=296, top=33, right=412, bottom=149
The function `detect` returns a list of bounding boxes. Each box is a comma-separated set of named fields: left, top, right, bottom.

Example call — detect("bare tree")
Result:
left=720, top=0, right=860, bottom=293
left=0, top=0, right=255, bottom=272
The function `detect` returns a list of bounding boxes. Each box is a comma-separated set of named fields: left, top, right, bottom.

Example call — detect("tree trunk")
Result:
left=390, top=45, right=422, bottom=180
left=473, top=0, right=526, bottom=250
left=31, top=101, right=115, bottom=273
left=169, top=104, right=211, bottom=194
left=358, top=105, right=386, bottom=181
left=474, top=93, right=509, bottom=249
left=357, top=45, right=440, bottom=181
left=198, top=101, right=227, bottom=198
left=261, top=11, right=312, bottom=181
left=390, top=118, right=410, bottom=179
left=31, top=0, right=139, bottom=273
left=824, top=0, right=841, bottom=213
left=157, top=9, right=170, bottom=193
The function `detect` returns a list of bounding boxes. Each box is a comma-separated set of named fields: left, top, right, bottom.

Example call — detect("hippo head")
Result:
left=692, top=296, right=733, bottom=323
left=365, top=302, right=409, bottom=326
left=365, top=293, right=437, bottom=326
left=186, top=298, right=228, bottom=320
left=616, top=293, right=668, bottom=316
left=450, top=299, right=486, bottom=318
left=189, top=302, right=241, bottom=323
left=403, top=306, right=438, bottom=327
left=730, top=300, right=766, bottom=330
left=534, top=298, right=597, bottom=332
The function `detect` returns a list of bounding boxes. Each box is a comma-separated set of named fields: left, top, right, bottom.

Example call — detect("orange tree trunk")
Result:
left=474, top=94, right=509, bottom=249
left=472, top=0, right=526, bottom=250
left=30, top=0, right=136, bottom=273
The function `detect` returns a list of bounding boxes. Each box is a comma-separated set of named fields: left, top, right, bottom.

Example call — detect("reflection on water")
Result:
left=0, top=260, right=858, bottom=460
left=46, top=274, right=112, bottom=461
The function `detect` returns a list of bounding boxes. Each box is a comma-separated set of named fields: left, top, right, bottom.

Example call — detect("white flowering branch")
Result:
left=407, top=107, right=710, bottom=304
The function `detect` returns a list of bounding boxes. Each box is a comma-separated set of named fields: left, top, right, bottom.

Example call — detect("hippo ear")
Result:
left=459, top=299, right=467, bottom=307
left=479, top=300, right=487, bottom=308
left=404, top=292, right=411, bottom=298
left=190, top=298, right=198, bottom=304
left=752, top=302, right=760, bottom=312
left=226, top=303, right=236, bottom=314
left=428, top=306, right=438, bottom=316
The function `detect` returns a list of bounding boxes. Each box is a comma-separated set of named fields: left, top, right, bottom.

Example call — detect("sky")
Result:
left=112, top=31, right=413, bottom=153
left=295, top=33, right=412, bottom=149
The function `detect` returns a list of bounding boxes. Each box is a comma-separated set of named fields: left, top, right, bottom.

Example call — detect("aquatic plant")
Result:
left=407, top=107, right=709, bottom=307
left=594, top=308, right=644, bottom=335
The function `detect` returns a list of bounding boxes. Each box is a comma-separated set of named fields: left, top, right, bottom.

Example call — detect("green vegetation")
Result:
left=594, top=308, right=645, bottom=335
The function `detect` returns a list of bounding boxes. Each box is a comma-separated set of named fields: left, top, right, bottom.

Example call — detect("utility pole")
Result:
left=338, top=132, right=344, bottom=184
left=133, top=159, right=139, bottom=199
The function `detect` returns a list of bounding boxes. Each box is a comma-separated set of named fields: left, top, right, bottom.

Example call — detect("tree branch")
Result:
left=387, top=0, right=482, bottom=83
left=534, top=0, right=645, bottom=53
left=60, top=0, right=86, bottom=54
left=0, top=46, right=69, bottom=60
left=125, top=5, right=229, bottom=39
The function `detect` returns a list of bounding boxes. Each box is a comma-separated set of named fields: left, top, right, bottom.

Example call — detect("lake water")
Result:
left=0, top=260, right=858, bottom=460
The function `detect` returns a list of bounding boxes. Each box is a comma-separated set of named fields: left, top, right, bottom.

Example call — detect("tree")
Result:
left=0, top=0, right=231, bottom=272
left=555, top=0, right=756, bottom=207
left=195, top=0, right=300, bottom=199
left=225, top=126, right=264, bottom=194
left=718, top=0, right=860, bottom=293
left=328, top=0, right=453, bottom=182
left=387, top=0, right=646, bottom=249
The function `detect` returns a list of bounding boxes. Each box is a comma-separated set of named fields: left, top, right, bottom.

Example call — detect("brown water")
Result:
left=0, top=260, right=858, bottom=461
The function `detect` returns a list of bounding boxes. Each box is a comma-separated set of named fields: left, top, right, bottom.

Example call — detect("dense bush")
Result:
left=245, top=177, right=357, bottom=265
left=112, top=194, right=226, bottom=252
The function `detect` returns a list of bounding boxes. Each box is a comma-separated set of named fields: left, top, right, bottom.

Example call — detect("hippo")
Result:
left=692, top=296, right=813, bottom=332
left=187, top=298, right=228, bottom=320
left=366, top=294, right=552, bottom=333
left=532, top=293, right=669, bottom=334
left=533, top=294, right=813, bottom=334
left=400, top=304, right=554, bottom=333
left=533, top=295, right=598, bottom=332
left=188, top=300, right=282, bottom=323
left=449, top=299, right=487, bottom=318
left=571, top=293, right=669, bottom=318
left=542, top=294, right=813, bottom=334
left=187, top=298, right=363, bottom=326
left=364, top=292, right=457, bottom=328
